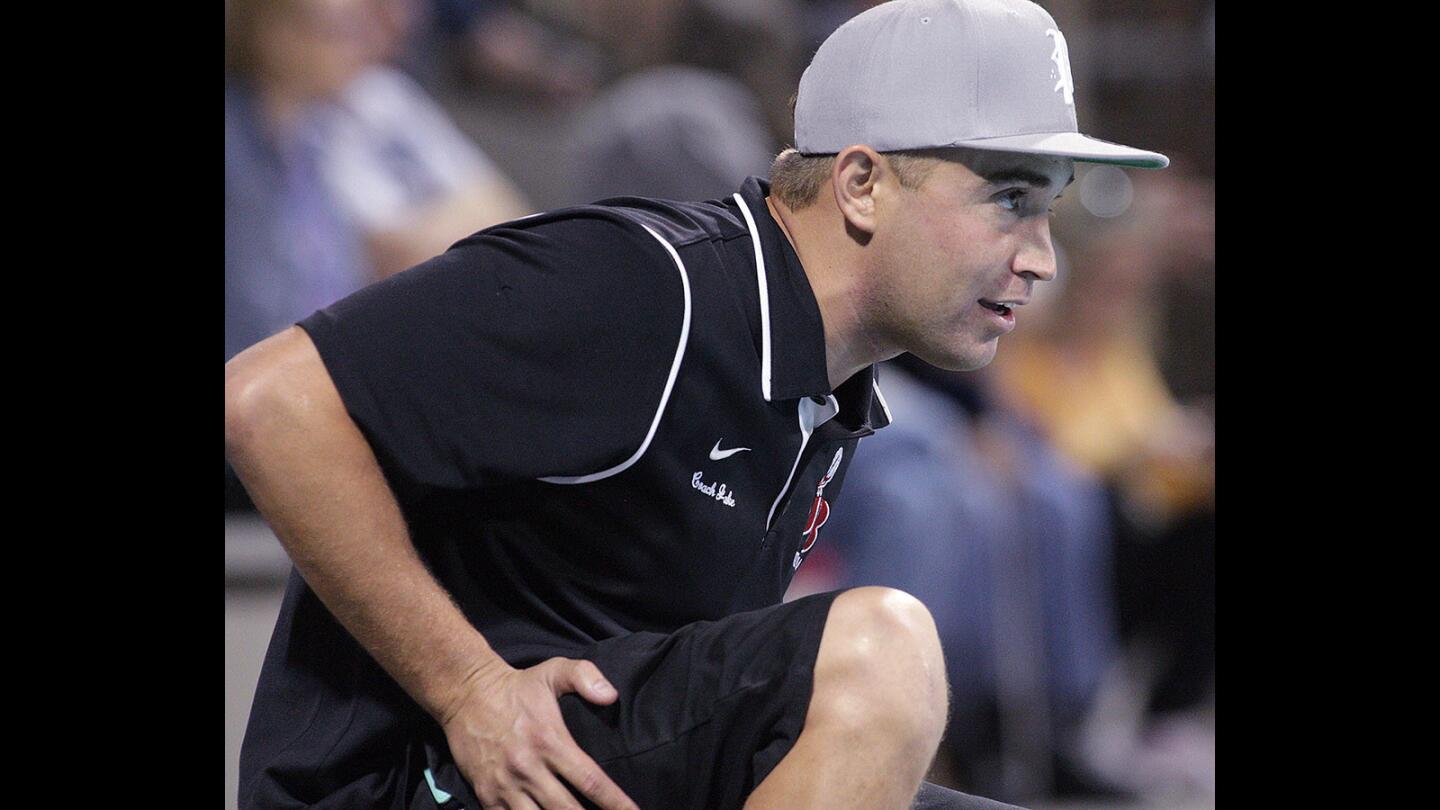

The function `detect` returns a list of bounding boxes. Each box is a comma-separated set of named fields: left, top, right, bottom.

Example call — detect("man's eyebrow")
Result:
left=981, top=167, right=1076, bottom=190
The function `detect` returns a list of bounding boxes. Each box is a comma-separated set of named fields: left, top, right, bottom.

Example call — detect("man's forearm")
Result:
left=225, top=326, right=507, bottom=723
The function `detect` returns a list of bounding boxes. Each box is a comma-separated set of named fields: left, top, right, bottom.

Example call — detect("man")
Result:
left=225, top=1, right=1168, bottom=808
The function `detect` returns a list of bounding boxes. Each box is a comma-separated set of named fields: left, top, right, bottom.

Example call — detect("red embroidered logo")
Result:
left=795, top=448, right=844, bottom=569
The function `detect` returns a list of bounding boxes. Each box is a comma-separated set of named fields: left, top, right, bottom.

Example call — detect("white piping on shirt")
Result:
left=539, top=223, right=692, bottom=484
left=732, top=193, right=773, bottom=402
left=872, top=379, right=894, bottom=425
left=765, top=393, right=839, bottom=531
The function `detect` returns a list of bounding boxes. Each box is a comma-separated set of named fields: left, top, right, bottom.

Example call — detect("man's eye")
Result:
left=997, top=189, right=1027, bottom=211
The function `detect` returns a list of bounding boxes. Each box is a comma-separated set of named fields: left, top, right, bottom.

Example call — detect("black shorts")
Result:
left=415, top=589, right=1025, bottom=810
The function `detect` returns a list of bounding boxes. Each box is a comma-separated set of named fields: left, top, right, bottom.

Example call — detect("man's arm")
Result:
left=225, top=326, right=638, bottom=810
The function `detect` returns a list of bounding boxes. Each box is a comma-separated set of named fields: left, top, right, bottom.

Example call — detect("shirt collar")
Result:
left=733, top=176, right=832, bottom=402
left=731, top=176, right=892, bottom=431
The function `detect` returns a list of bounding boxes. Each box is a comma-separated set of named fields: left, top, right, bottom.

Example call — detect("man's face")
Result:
left=866, top=148, right=1073, bottom=371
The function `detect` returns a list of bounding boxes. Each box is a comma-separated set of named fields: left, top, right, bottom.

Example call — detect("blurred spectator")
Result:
left=996, top=166, right=1214, bottom=554
left=226, top=0, right=533, bottom=358
left=315, top=1, right=534, bottom=278
left=570, top=65, right=775, bottom=203
left=225, top=0, right=533, bottom=508
left=314, top=63, right=532, bottom=278
left=802, top=357, right=1126, bottom=802
left=566, top=0, right=805, bottom=203
left=990, top=167, right=1215, bottom=792
left=225, top=0, right=379, bottom=362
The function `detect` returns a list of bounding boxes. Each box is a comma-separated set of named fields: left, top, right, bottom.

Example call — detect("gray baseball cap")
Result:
left=794, top=0, right=1169, bottom=168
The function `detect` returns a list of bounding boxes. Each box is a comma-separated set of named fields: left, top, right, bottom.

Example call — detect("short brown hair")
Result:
left=767, top=148, right=949, bottom=210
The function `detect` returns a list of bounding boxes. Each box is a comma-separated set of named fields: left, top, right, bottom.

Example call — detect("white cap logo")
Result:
left=1046, top=28, right=1075, bottom=107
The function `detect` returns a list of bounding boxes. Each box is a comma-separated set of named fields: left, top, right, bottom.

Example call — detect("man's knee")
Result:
left=825, top=586, right=945, bottom=665
left=811, top=587, right=949, bottom=745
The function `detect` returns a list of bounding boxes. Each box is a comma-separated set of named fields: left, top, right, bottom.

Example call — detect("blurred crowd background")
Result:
left=224, top=0, right=1214, bottom=807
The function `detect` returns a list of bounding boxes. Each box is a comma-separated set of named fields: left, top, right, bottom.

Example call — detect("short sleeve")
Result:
left=298, top=211, right=687, bottom=492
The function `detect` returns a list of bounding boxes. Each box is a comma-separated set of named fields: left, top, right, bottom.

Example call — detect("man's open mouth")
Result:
left=979, top=300, right=1012, bottom=316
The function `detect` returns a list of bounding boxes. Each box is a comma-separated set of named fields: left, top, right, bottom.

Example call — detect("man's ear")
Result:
left=831, top=145, right=885, bottom=237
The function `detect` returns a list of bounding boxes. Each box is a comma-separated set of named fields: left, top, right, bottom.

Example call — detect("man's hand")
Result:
left=442, top=657, right=640, bottom=810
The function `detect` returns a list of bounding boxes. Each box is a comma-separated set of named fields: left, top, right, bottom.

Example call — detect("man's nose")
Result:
left=1013, top=218, right=1058, bottom=283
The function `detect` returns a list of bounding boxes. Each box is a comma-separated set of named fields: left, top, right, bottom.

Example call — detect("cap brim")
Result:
left=952, top=131, right=1169, bottom=169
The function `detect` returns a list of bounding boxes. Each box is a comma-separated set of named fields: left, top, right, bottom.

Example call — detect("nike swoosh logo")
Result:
left=710, top=440, right=752, bottom=461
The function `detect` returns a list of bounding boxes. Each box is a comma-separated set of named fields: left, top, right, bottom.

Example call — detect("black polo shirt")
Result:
left=239, top=176, right=894, bottom=805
